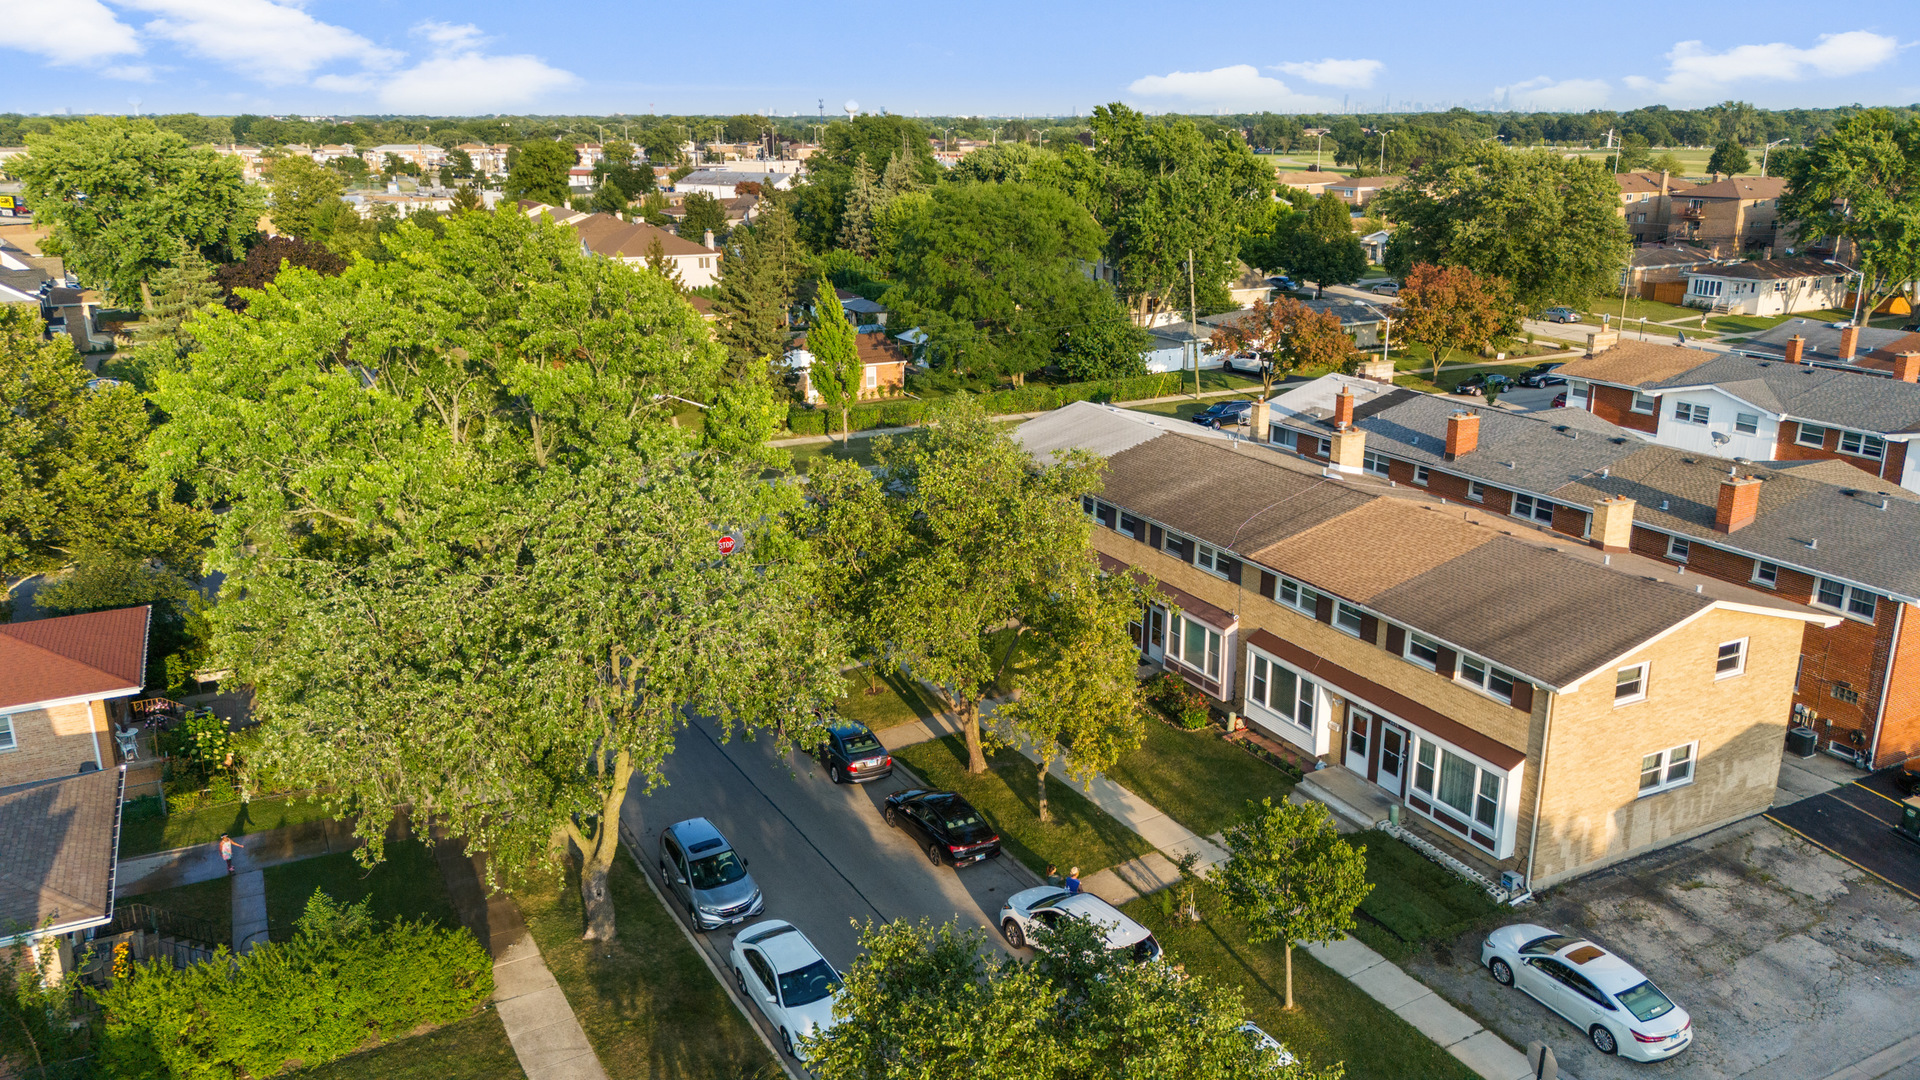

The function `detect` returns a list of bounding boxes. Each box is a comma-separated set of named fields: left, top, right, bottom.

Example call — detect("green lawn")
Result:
left=1102, top=720, right=1294, bottom=838
left=894, top=734, right=1156, bottom=878
left=1393, top=363, right=1529, bottom=396
left=783, top=435, right=888, bottom=474
left=1126, top=395, right=1258, bottom=422
left=124, top=875, right=232, bottom=945
left=1125, top=886, right=1478, bottom=1080
left=1583, top=297, right=1697, bottom=324
left=833, top=667, right=943, bottom=730
left=120, top=792, right=338, bottom=857
left=262, top=840, right=462, bottom=943
left=520, top=846, right=781, bottom=1080
left=1347, top=830, right=1499, bottom=961
left=289, top=1009, right=526, bottom=1080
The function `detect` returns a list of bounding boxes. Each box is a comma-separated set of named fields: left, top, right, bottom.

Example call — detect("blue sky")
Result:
left=10, top=0, right=1917, bottom=118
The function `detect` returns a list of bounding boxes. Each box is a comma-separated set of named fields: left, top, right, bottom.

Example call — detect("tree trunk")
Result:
left=1430, top=341, right=1447, bottom=383
left=1036, top=757, right=1051, bottom=824
left=566, top=749, right=635, bottom=942
left=962, top=699, right=987, bottom=774
left=840, top=405, right=850, bottom=446
left=1284, top=942, right=1295, bottom=1010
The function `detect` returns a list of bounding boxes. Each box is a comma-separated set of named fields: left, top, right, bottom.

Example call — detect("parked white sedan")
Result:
left=1480, top=924, right=1692, bottom=1062
left=998, top=886, right=1163, bottom=962
left=729, top=920, right=842, bottom=1061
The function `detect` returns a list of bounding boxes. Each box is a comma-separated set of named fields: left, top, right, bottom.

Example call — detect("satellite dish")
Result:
left=1711, top=431, right=1730, bottom=445
left=844, top=100, right=860, bottom=118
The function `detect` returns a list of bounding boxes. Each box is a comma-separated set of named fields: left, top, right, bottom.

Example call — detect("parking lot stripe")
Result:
left=1763, top=813, right=1920, bottom=903
left=1848, top=780, right=1907, bottom=809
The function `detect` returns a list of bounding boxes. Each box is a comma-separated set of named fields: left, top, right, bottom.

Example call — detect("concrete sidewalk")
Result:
left=117, top=817, right=362, bottom=896
left=233, top=870, right=268, bottom=954
left=432, top=830, right=608, bottom=1080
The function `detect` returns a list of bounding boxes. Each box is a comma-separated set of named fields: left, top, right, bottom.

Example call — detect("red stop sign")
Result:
left=718, top=534, right=737, bottom=555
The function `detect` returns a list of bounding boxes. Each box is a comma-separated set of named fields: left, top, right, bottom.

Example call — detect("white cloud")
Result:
left=366, top=21, right=576, bottom=113
left=1274, top=58, right=1383, bottom=89
left=1126, top=65, right=1333, bottom=112
left=1494, top=76, right=1611, bottom=110
left=118, top=0, right=402, bottom=84
left=1626, top=31, right=1899, bottom=99
left=11, top=0, right=140, bottom=66
left=102, top=64, right=157, bottom=82
left=414, top=21, right=487, bottom=51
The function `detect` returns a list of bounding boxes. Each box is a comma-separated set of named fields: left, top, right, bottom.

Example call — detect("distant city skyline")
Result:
left=9, top=0, right=1917, bottom=119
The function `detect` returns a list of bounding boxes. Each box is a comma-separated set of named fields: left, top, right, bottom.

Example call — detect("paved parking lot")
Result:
left=1407, top=817, right=1920, bottom=1080
left=1768, top=767, right=1920, bottom=902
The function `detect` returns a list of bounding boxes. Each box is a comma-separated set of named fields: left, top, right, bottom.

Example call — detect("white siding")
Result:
left=1652, top=387, right=1779, bottom=460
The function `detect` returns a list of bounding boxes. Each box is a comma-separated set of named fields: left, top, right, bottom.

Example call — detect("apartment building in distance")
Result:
left=1615, top=170, right=1694, bottom=245
left=1018, top=403, right=1834, bottom=890
left=1665, top=175, right=1788, bottom=258
left=1264, top=374, right=1920, bottom=771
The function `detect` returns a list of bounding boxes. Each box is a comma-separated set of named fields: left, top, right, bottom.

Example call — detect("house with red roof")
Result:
left=0, top=606, right=151, bottom=788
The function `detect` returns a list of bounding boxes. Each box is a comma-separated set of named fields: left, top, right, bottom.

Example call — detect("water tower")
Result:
left=844, top=100, right=860, bottom=120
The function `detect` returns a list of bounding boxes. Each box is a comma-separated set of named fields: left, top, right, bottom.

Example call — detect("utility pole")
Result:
left=1315, top=132, right=1323, bottom=169
left=1189, top=248, right=1200, bottom=396
left=1379, top=130, right=1388, bottom=173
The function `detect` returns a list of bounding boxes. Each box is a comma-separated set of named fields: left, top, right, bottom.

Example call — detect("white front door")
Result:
left=1145, top=606, right=1166, bottom=661
left=1345, top=707, right=1372, bottom=773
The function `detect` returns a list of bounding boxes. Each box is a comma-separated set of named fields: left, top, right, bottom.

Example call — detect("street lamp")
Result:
left=1823, top=258, right=1866, bottom=327
left=1759, top=138, right=1791, bottom=177
left=1378, top=130, right=1393, bottom=174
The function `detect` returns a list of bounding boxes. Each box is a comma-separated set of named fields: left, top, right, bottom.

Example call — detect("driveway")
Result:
left=1405, top=816, right=1920, bottom=1080
left=620, top=714, right=1036, bottom=1064
left=1768, top=767, right=1920, bottom=902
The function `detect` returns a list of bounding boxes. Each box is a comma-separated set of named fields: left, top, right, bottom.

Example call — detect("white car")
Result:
left=729, top=920, right=843, bottom=1061
left=1480, top=924, right=1692, bottom=1061
left=1237, top=1022, right=1297, bottom=1065
left=998, top=886, right=1163, bottom=962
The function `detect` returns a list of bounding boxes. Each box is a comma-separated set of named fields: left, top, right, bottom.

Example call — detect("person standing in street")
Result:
left=219, top=833, right=243, bottom=874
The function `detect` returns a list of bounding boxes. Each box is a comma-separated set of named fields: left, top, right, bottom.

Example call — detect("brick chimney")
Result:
left=1444, top=411, right=1480, bottom=460
left=1329, top=427, right=1368, bottom=474
left=1333, top=385, right=1356, bottom=428
left=1659, top=170, right=1670, bottom=197
left=1895, top=351, right=1920, bottom=384
left=1715, top=477, right=1763, bottom=533
left=1839, top=325, right=1860, bottom=363
left=1784, top=335, right=1805, bottom=364
left=1590, top=496, right=1635, bottom=552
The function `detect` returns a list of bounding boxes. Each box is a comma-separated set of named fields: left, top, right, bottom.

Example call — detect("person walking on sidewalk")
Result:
left=220, top=834, right=243, bottom=874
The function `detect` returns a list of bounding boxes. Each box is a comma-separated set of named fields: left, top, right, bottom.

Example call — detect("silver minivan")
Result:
left=659, top=817, right=764, bottom=931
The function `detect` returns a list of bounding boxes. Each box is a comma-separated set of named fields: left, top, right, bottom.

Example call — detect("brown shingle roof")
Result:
left=1615, top=171, right=1695, bottom=195
left=0, top=607, right=150, bottom=711
left=0, top=767, right=123, bottom=937
left=1680, top=176, right=1786, bottom=200
left=1554, top=341, right=1713, bottom=388
left=570, top=213, right=716, bottom=258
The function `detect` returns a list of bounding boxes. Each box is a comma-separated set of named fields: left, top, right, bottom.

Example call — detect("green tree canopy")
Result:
left=1284, top=193, right=1369, bottom=296
left=504, top=139, right=575, bottom=205
left=1781, top=109, right=1920, bottom=315
left=1707, top=139, right=1751, bottom=179
left=1219, top=799, right=1372, bottom=1011
left=711, top=199, right=810, bottom=377
left=806, top=281, right=863, bottom=444
left=816, top=115, right=939, bottom=186
left=679, top=191, right=729, bottom=244
left=266, top=155, right=347, bottom=241
left=12, top=117, right=264, bottom=302
left=1378, top=146, right=1628, bottom=310
left=884, top=181, right=1145, bottom=385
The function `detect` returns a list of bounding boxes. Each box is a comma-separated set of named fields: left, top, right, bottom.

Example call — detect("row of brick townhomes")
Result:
left=1018, top=403, right=1837, bottom=890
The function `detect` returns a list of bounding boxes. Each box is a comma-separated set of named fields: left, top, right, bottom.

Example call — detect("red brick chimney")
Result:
left=1715, top=476, right=1763, bottom=533
left=1839, top=325, right=1860, bottom=363
left=1784, top=335, right=1805, bottom=364
left=1445, top=411, right=1480, bottom=460
left=1333, top=385, right=1356, bottom=429
left=1896, top=352, right=1920, bottom=384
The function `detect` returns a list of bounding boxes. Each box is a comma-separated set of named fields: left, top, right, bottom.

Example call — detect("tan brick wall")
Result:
left=1529, top=608, right=1803, bottom=884
left=0, top=700, right=107, bottom=787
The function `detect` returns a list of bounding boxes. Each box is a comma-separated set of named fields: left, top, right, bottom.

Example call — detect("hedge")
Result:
left=786, top=372, right=1197, bottom=436
left=92, top=892, right=493, bottom=1079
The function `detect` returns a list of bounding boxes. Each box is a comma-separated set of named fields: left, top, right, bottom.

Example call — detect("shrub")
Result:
left=92, top=892, right=492, bottom=1079
left=786, top=405, right=826, bottom=436
left=1144, top=672, right=1210, bottom=729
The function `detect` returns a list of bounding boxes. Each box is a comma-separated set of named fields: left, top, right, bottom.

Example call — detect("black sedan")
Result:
left=883, top=790, right=1002, bottom=868
left=1453, top=372, right=1514, bottom=396
left=1515, top=362, right=1566, bottom=388
left=815, top=720, right=893, bottom=784
left=1192, top=399, right=1255, bottom=428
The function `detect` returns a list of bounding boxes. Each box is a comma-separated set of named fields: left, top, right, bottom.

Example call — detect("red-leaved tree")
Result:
left=1392, top=263, right=1517, bottom=382
left=1206, top=295, right=1354, bottom=398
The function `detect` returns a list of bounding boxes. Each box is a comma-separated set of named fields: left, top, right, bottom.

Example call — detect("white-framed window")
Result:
left=1271, top=427, right=1296, bottom=450
left=1673, top=401, right=1710, bottom=425
left=1735, top=412, right=1760, bottom=435
left=1814, top=578, right=1879, bottom=622
left=1194, top=542, right=1226, bottom=577
left=1467, top=480, right=1487, bottom=502
left=1753, top=560, right=1779, bottom=587
left=1412, top=464, right=1430, bottom=486
left=1315, top=437, right=1332, bottom=456
left=1566, top=380, right=1590, bottom=407
left=1277, top=577, right=1318, bottom=616
left=1690, top=278, right=1723, bottom=298
left=0, top=713, right=14, bottom=752
left=1363, top=450, right=1391, bottom=477
left=1631, top=392, right=1657, bottom=415
left=1716, top=639, right=1747, bottom=678
left=1412, top=739, right=1504, bottom=833
left=1639, top=743, right=1695, bottom=795
left=1247, top=652, right=1316, bottom=731
left=1458, top=656, right=1516, bottom=699
left=1117, top=513, right=1144, bottom=541
left=864, top=366, right=878, bottom=389
left=1615, top=662, right=1649, bottom=705
left=1795, top=423, right=1828, bottom=448
left=1511, top=493, right=1555, bottom=525
left=1169, top=614, right=1222, bottom=680
left=1334, top=602, right=1367, bottom=637
left=1667, top=535, right=1690, bottom=562
left=1839, top=431, right=1886, bottom=461
left=1406, top=632, right=1441, bottom=670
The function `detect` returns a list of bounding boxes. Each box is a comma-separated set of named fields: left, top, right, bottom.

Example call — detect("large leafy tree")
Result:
left=142, top=211, right=828, bottom=937
left=816, top=115, right=940, bottom=186
left=214, top=236, right=347, bottom=311
left=807, top=917, right=1334, bottom=1079
left=1206, top=296, right=1354, bottom=398
left=593, top=139, right=654, bottom=199
left=11, top=117, right=264, bottom=302
left=679, top=191, right=729, bottom=244
left=504, top=139, right=575, bottom=205
left=1392, top=263, right=1518, bottom=381
left=266, top=155, right=347, bottom=241
left=1073, top=104, right=1273, bottom=323
left=1378, top=147, right=1628, bottom=310
left=1707, top=139, right=1751, bottom=179
left=1218, top=800, right=1372, bottom=1010
left=0, top=308, right=205, bottom=605
left=806, top=283, right=863, bottom=444
left=1286, top=193, right=1368, bottom=297
left=1781, top=110, right=1920, bottom=317
left=883, top=181, right=1145, bottom=385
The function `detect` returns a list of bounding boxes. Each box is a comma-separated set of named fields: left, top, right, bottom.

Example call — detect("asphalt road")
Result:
left=619, top=715, right=1036, bottom=1058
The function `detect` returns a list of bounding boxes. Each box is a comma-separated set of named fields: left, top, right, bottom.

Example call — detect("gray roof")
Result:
left=841, top=297, right=888, bottom=315
left=0, top=767, right=122, bottom=940
left=1202, top=298, right=1384, bottom=331
left=1649, top=353, right=1920, bottom=434
left=1016, top=400, right=1236, bottom=465
left=1341, top=391, right=1642, bottom=494
left=1739, top=319, right=1920, bottom=367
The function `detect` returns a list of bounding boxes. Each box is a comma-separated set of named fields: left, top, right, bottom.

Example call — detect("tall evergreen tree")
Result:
left=807, top=283, right=863, bottom=444
left=134, top=242, right=220, bottom=349
left=712, top=202, right=811, bottom=378
left=837, top=159, right=880, bottom=258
